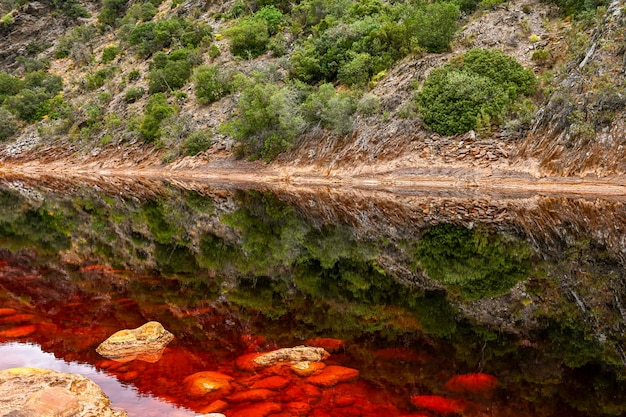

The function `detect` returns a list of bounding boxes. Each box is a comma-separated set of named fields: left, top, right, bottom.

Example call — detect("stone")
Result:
left=306, top=366, right=359, bottom=388
left=197, top=400, right=229, bottom=414
left=444, top=373, right=498, bottom=395
left=0, top=368, right=127, bottom=417
left=96, top=321, right=174, bottom=362
left=290, top=361, right=326, bottom=377
left=230, top=401, right=281, bottom=417
left=410, top=395, right=466, bottom=415
left=0, top=324, right=36, bottom=338
left=303, top=338, right=346, bottom=353
left=253, top=346, right=330, bottom=367
left=227, top=389, right=276, bottom=403
left=183, top=371, right=234, bottom=398
left=250, top=375, right=291, bottom=391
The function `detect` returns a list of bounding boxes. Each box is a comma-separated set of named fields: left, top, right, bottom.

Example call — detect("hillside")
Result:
left=0, top=0, right=623, bottom=182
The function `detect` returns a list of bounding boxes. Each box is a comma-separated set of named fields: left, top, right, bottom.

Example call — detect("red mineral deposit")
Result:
left=227, top=388, right=276, bottom=403
left=0, top=324, right=36, bottom=338
left=230, top=401, right=282, bottom=417
left=251, top=375, right=291, bottom=391
left=306, top=365, right=360, bottom=388
left=282, top=383, right=322, bottom=403
left=182, top=371, right=234, bottom=397
left=0, top=314, right=35, bottom=323
left=410, top=395, right=466, bottom=415
left=373, top=348, right=430, bottom=363
left=235, top=352, right=263, bottom=372
left=241, top=334, right=267, bottom=352
left=304, top=337, right=346, bottom=352
left=444, top=373, right=499, bottom=395
left=0, top=308, right=17, bottom=316
left=198, top=399, right=229, bottom=414
left=284, top=401, right=312, bottom=416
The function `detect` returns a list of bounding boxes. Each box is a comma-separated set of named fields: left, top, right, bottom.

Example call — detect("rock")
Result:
left=290, top=361, right=326, bottom=377
left=230, top=401, right=281, bottom=417
left=410, top=395, right=467, bottom=415
left=306, top=366, right=360, bottom=388
left=226, top=389, right=276, bottom=403
left=250, top=375, right=291, bottom=391
left=253, top=346, right=330, bottom=367
left=197, top=400, right=228, bottom=414
left=444, top=373, right=498, bottom=395
left=96, top=321, right=174, bottom=362
left=183, top=371, right=234, bottom=398
left=0, top=324, right=36, bottom=338
left=0, top=368, right=127, bottom=417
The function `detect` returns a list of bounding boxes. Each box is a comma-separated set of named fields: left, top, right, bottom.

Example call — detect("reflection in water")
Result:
left=0, top=343, right=196, bottom=416
left=0, top=178, right=625, bottom=416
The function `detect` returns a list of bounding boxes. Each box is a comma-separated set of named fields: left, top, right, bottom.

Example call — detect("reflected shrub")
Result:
left=415, top=224, right=533, bottom=300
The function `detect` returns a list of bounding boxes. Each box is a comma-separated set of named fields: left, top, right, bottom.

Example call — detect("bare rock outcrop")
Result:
left=253, top=346, right=330, bottom=366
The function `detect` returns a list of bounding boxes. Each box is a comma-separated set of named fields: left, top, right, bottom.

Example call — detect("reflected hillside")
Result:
left=0, top=178, right=626, bottom=416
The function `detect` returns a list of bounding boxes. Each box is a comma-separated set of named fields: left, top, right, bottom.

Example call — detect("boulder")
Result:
left=253, top=346, right=330, bottom=367
left=0, top=368, right=127, bottom=417
left=96, top=321, right=174, bottom=362
left=182, top=371, right=234, bottom=398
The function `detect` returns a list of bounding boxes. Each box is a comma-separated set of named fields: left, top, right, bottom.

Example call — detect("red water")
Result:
left=0, top=257, right=502, bottom=416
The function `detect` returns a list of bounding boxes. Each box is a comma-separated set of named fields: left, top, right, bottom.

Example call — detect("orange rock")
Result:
left=227, top=389, right=276, bottom=403
left=117, top=370, right=140, bottom=381
left=306, top=366, right=359, bottom=388
left=0, top=308, right=17, bottom=316
left=310, top=410, right=333, bottom=417
left=304, top=337, right=346, bottom=353
left=251, top=376, right=291, bottom=391
left=230, top=401, right=282, bottom=417
left=183, top=371, right=234, bottom=398
left=410, top=395, right=466, bottom=415
left=333, top=395, right=356, bottom=407
left=198, top=399, right=229, bottom=413
left=284, top=401, right=311, bottom=416
left=290, top=361, right=326, bottom=377
left=0, top=325, right=36, bottom=338
left=444, top=373, right=498, bottom=395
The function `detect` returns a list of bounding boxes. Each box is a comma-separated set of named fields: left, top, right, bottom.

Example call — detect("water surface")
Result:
left=0, top=178, right=625, bottom=416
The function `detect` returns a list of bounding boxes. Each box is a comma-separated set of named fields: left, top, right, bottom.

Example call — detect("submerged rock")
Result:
left=96, top=321, right=174, bottom=362
left=253, top=346, right=330, bottom=367
left=0, top=368, right=127, bottom=416
left=444, top=373, right=498, bottom=396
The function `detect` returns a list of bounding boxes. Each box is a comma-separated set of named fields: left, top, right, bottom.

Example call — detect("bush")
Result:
left=140, top=93, right=174, bottom=141
left=0, top=72, right=22, bottom=102
left=147, top=48, right=198, bottom=93
left=124, top=86, right=145, bottom=102
left=101, top=46, right=120, bottom=63
left=220, top=78, right=307, bottom=160
left=417, top=48, right=536, bottom=135
left=302, top=83, right=356, bottom=134
left=85, top=67, right=117, bottom=90
left=4, top=71, right=64, bottom=122
left=183, top=131, right=212, bottom=155
left=415, top=224, right=533, bottom=300
left=98, top=0, right=128, bottom=26
left=224, top=17, right=270, bottom=59
left=405, top=2, right=459, bottom=53
left=128, top=18, right=211, bottom=57
left=194, top=65, right=232, bottom=104
left=0, top=107, right=17, bottom=141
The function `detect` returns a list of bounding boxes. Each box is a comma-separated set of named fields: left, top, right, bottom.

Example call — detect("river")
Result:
left=0, top=175, right=625, bottom=416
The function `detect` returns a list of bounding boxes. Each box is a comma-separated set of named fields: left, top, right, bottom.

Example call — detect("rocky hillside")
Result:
left=0, top=0, right=623, bottom=177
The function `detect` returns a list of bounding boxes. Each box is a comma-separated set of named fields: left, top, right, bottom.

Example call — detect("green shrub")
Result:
left=0, top=107, right=18, bottom=141
left=417, top=48, right=536, bottom=135
left=124, top=86, right=145, bottom=103
left=220, top=78, right=307, bottom=160
left=101, top=46, right=120, bottom=63
left=224, top=17, right=270, bottom=59
left=415, top=224, right=533, bottom=300
left=98, top=0, right=128, bottom=26
left=405, top=2, right=459, bottom=53
left=0, top=72, right=22, bottom=102
left=128, top=18, right=211, bottom=57
left=140, top=92, right=174, bottom=141
left=357, top=92, right=380, bottom=115
left=147, top=48, right=199, bottom=93
left=4, top=71, right=63, bottom=122
left=54, top=25, right=97, bottom=63
left=183, top=130, right=212, bottom=155
left=128, top=69, right=141, bottom=81
left=16, top=57, right=50, bottom=72
left=194, top=65, right=233, bottom=104
left=302, top=83, right=356, bottom=134
left=253, top=5, right=285, bottom=35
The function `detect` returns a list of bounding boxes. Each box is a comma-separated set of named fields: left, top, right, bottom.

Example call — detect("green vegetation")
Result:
left=2, top=70, right=64, bottom=122
left=148, top=48, right=201, bottom=93
left=224, top=6, right=285, bottom=59
left=414, top=224, right=534, bottom=300
left=417, top=48, right=536, bottom=135
left=140, top=93, right=174, bottom=141
left=194, top=65, right=233, bottom=104
left=101, top=45, right=120, bottom=63
left=183, top=130, right=212, bottom=155
left=127, top=18, right=212, bottom=57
